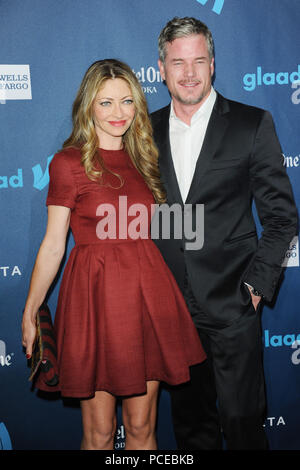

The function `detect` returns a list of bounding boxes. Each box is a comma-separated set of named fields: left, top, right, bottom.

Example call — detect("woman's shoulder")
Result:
left=50, top=147, right=82, bottom=169
left=54, top=146, right=82, bottom=161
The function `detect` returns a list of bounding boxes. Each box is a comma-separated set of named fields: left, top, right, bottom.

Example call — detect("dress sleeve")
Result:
left=46, top=152, right=77, bottom=209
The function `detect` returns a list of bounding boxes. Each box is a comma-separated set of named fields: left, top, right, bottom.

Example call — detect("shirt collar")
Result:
left=170, top=87, right=217, bottom=126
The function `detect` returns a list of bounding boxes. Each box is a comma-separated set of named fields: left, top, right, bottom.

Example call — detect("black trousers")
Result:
left=169, top=277, right=269, bottom=450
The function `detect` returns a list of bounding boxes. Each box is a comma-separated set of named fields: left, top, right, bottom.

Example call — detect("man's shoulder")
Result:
left=150, top=104, right=170, bottom=125
left=219, top=93, right=267, bottom=120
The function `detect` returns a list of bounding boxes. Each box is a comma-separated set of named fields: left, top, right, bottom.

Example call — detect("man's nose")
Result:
left=184, top=63, right=196, bottom=78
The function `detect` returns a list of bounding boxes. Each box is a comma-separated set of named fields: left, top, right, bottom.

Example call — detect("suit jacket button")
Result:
left=180, top=247, right=184, bottom=252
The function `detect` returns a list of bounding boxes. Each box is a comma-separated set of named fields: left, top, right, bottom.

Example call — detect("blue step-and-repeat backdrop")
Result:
left=0, top=0, right=299, bottom=450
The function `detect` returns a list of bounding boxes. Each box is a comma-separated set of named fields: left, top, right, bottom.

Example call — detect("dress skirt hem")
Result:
left=34, top=356, right=204, bottom=399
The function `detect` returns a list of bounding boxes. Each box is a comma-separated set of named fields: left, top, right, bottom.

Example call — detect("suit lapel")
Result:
left=154, top=94, right=230, bottom=205
left=155, top=105, right=184, bottom=205
left=186, top=93, right=230, bottom=203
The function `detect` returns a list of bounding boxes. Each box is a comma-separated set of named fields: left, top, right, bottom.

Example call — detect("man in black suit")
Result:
left=151, top=17, right=298, bottom=450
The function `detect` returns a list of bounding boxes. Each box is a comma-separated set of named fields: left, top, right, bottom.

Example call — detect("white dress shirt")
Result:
left=169, top=87, right=217, bottom=202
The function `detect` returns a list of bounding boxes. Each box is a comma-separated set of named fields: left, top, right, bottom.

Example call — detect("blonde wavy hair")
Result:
left=62, top=59, right=166, bottom=204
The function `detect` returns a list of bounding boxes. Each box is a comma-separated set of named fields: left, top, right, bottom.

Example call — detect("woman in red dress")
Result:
left=22, top=59, right=206, bottom=450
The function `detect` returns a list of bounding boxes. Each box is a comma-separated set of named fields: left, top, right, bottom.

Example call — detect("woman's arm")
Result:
left=22, top=205, right=71, bottom=358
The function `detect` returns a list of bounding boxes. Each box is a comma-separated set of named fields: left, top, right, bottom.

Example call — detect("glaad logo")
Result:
left=0, top=423, right=12, bottom=450
left=0, top=169, right=23, bottom=189
left=264, top=330, right=300, bottom=349
left=0, top=154, right=54, bottom=190
left=243, top=65, right=300, bottom=92
left=291, top=81, right=300, bottom=104
left=282, top=236, right=299, bottom=268
left=132, top=66, right=162, bottom=94
left=32, top=154, right=54, bottom=190
left=0, top=340, right=14, bottom=367
left=291, top=340, right=300, bottom=365
left=0, top=64, right=32, bottom=104
left=196, top=0, right=225, bottom=15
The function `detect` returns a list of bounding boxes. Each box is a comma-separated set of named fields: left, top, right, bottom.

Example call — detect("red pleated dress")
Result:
left=35, top=147, right=206, bottom=398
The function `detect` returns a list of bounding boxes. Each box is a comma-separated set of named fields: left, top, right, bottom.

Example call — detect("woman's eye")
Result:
left=123, top=99, right=133, bottom=105
left=100, top=101, right=111, bottom=106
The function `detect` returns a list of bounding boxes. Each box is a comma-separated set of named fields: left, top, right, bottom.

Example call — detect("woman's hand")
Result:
left=22, top=312, right=37, bottom=359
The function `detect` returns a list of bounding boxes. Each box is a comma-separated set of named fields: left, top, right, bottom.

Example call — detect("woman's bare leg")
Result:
left=80, top=390, right=117, bottom=450
left=122, top=381, right=160, bottom=450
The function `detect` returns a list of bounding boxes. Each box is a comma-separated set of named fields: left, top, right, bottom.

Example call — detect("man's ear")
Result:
left=158, top=59, right=166, bottom=81
left=210, top=57, right=215, bottom=78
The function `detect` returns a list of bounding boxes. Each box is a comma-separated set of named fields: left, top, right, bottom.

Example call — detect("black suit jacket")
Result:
left=151, top=93, right=298, bottom=326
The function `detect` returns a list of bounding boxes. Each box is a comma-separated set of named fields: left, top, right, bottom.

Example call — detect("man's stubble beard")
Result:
left=171, top=91, right=207, bottom=106
left=165, top=77, right=212, bottom=106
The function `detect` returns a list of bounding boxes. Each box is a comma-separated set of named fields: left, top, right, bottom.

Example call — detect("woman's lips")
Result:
left=108, top=120, right=127, bottom=126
